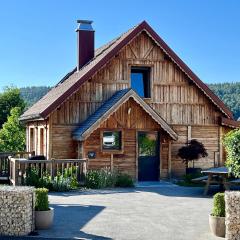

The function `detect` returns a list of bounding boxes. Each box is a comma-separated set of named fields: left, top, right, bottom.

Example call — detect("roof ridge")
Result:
left=20, top=20, right=234, bottom=121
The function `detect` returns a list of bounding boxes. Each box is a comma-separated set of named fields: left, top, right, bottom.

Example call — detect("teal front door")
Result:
left=138, top=132, right=160, bottom=181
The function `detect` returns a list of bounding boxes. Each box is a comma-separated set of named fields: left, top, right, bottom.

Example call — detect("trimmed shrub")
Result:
left=35, top=188, right=49, bottom=211
left=115, top=173, right=134, bottom=187
left=212, top=193, right=225, bottom=217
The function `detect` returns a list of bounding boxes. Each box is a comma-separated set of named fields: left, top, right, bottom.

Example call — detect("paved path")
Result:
left=37, top=183, right=222, bottom=240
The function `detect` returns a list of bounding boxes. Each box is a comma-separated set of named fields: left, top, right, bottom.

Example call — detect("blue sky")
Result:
left=0, top=0, right=239, bottom=89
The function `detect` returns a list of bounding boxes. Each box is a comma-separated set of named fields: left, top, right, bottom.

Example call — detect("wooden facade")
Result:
left=22, top=22, right=236, bottom=179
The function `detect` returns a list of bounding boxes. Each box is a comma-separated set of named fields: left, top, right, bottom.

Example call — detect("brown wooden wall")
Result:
left=50, top=31, right=222, bottom=126
left=83, top=98, right=170, bottom=179
left=26, top=30, right=230, bottom=176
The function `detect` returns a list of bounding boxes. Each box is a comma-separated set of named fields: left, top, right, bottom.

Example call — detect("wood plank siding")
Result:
left=83, top=98, right=169, bottom=179
left=25, top=31, right=230, bottom=178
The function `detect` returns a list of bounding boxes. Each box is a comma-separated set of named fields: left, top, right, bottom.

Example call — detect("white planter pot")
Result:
left=35, top=207, right=54, bottom=230
left=209, top=214, right=225, bottom=238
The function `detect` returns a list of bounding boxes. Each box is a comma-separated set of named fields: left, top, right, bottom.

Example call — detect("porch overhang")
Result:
left=72, top=88, right=178, bottom=141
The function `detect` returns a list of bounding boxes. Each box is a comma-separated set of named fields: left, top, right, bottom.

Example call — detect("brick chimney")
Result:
left=76, top=20, right=94, bottom=71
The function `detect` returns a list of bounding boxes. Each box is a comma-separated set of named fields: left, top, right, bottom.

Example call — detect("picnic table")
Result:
left=201, top=167, right=230, bottom=195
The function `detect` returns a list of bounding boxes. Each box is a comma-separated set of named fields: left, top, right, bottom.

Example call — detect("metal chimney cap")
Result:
left=76, top=20, right=94, bottom=31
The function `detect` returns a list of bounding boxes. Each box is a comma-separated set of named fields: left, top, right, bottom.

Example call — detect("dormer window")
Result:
left=131, top=67, right=151, bottom=98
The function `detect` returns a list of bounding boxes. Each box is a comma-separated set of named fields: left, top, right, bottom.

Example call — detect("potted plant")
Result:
left=209, top=192, right=225, bottom=237
left=35, top=188, right=54, bottom=230
left=177, top=139, right=208, bottom=174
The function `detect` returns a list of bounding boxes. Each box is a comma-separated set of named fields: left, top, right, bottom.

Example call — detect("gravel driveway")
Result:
left=37, top=182, right=222, bottom=240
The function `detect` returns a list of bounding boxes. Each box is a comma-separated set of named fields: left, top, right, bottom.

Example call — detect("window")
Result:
left=131, top=67, right=151, bottom=98
left=102, top=131, right=121, bottom=150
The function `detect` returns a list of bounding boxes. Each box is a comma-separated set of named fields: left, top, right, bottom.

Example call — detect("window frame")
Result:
left=130, top=66, right=152, bottom=99
left=100, top=129, right=124, bottom=153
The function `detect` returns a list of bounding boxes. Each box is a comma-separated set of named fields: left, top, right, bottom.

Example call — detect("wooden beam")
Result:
left=143, top=45, right=154, bottom=59
left=128, top=44, right=138, bottom=59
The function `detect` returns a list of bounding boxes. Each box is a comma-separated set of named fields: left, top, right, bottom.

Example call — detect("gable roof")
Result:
left=20, top=21, right=233, bottom=121
left=72, top=88, right=178, bottom=141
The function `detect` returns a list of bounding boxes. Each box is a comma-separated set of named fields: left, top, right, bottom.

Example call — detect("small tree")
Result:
left=223, top=128, right=240, bottom=178
left=177, top=139, right=208, bottom=169
left=0, top=107, right=25, bottom=152
left=0, top=87, right=25, bottom=128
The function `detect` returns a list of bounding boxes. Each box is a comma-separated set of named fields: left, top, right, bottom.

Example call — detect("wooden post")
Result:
left=168, top=140, right=172, bottom=178
left=110, top=154, right=113, bottom=171
left=14, top=159, right=19, bottom=186
left=159, top=136, right=162, bottom=180
left=187, top=125, right=192, bottom=142
left=26, top=125, right=29, bottom=152
left=51, top=159, right=55, bottom=180
left=135, top=131, right=138, bottom=181
left=219, top=126, right=224, bottom=166
left=83, top=160, right=87, bottom=177
left=187, top=125, right=192, bottom=167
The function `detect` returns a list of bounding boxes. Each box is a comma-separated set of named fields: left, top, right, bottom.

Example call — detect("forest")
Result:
left=208, top=82, right=240, bottom=120
left=19, top=82, right=240, bottom=120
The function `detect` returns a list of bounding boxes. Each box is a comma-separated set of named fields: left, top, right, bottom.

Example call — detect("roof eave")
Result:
left=19, top=114, right=45, bottom=123
left=220, top=117, right=240, bottom=129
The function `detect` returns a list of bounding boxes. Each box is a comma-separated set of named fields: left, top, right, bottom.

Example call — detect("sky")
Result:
left=0, top=0, right=240, bottom=90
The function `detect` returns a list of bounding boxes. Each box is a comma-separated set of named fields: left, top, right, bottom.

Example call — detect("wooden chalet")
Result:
left=20, top=20, right=240, bottom=180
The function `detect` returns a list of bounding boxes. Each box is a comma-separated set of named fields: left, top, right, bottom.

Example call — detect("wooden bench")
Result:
left=192, top=175, right=219, bottom=185
left=191, top=176, right=208, bottom=183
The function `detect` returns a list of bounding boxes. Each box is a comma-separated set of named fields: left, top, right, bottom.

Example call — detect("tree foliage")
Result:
left=0, top=107, right=25, bottom=152
left=0, top=87, right=25, bottom=128
left=209, top=82, right=240, bottom=120
left=223, top=128, right=240, bottom=178
left=177, top=139, right=208, bottom=168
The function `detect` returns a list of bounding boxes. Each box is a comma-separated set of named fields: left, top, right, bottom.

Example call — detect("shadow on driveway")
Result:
left=37, top=204, right=111, bottom=239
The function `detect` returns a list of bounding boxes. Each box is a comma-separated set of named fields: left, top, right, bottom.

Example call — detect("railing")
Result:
left=9, top=158, right=87, bottom=186
left=0, top=151, right=35, bottom=180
